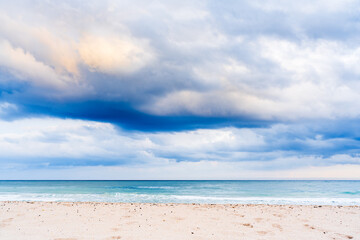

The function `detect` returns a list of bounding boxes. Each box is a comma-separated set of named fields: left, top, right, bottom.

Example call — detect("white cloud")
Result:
left=0, top=14, right=79, bottom=75
left=0, top=40, right=73, bottom=91
left=0, top=0, right=360, bottom=181
left=78, top=32, right=154, bottom=75
left=0, top=7, right=155, bottom=97
left=0, top=117, right=359, bottom=179
left=0, top=118, right=263, bottom=162
left=0, top=102, right=18, bottom=117
left=1, top=0, right=360, bottom=121
left=0, top=118, right=144, bottom=160
left=141, top=37, right=360, bottom=120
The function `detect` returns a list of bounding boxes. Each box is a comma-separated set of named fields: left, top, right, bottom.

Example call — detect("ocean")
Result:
left=0, top=180, right=359, bottom=205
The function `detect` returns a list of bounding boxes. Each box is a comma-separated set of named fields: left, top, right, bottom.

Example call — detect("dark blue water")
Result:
left=0, top=180, right=359, bottom=205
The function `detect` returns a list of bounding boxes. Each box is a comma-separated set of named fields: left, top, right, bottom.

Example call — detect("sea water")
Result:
left=0, top=180, right=359, bottom=205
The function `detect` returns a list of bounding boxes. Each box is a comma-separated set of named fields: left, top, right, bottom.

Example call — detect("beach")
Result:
left=0, top=202, right=359, bottom=240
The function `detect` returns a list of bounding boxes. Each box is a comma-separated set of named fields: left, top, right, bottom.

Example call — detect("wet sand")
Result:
left=0, top=201, right=359, bottom=240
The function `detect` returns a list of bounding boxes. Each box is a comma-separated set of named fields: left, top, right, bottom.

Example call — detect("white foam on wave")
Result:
left=0, top=192, right=359, bottom=205
left=136, top=186, right=176, bottom=189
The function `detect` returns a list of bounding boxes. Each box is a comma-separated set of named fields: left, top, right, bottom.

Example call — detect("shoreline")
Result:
left=1, top=201, right=359, bottom=239
left=1, top=200, right=360, bottom=207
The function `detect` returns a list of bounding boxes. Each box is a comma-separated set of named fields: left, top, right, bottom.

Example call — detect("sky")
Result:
left=0, top=0, right=360, bottom=179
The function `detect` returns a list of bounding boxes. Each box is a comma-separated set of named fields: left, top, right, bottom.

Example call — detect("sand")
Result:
left=0, top=201, right=359, bottom=240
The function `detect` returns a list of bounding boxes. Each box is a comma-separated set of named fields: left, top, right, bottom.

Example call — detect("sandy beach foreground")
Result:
left=0, top=202, right=359, bottom=240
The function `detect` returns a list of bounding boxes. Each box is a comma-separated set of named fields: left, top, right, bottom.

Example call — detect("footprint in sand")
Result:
left=242, top=223, right=253, bottom=228
left=272, top=223, right=283, bottom=231
left=0, top=218, right=13, bottom=227
left=304, top=224, right=316, bottom=230
left=335, top=233, right=354, bottom=239
left=110, top=236, right=122, bottom=240
left=2, top=218, right=13, bottom=223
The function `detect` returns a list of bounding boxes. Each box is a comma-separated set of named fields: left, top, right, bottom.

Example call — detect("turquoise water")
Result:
left=0, top=180, right=359, bottom=205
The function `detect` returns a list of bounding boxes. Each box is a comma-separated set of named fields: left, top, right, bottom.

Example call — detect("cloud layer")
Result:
left=1, top=0, right=360, bottom=124
left=0, top=117, right=359, bottom=179
left=0, top=0, right=360, bottom=178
